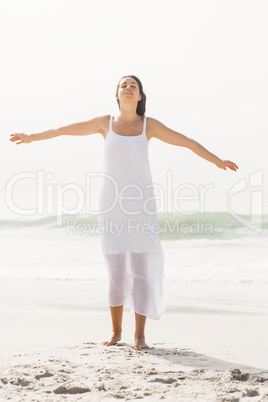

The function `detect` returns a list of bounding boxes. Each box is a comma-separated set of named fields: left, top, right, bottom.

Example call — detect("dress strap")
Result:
left=143, top=116, right=147, bottom=135
left=109, top=115, right=113, bottom=131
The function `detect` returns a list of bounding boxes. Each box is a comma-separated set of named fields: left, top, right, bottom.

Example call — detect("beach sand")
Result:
left=1, top=310, right=268, bottom=401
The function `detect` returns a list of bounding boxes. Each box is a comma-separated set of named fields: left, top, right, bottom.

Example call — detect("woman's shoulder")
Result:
left=91, top=114, right=111, bottom=138
left=146, top=116, right=159, bottom=123
left=145, top=116, right=163, bottom=140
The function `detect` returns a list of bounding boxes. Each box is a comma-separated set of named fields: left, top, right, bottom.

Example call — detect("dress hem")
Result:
left=107, top=302, right=165, bottom=321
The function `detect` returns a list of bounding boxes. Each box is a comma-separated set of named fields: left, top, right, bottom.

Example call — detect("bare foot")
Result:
left=134, top=337, right=149, bottom=349
left=102, top=332, right=121, bottom=346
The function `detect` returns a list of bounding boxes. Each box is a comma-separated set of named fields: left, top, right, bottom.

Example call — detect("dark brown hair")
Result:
left=115, top=75, right=146, bottom=116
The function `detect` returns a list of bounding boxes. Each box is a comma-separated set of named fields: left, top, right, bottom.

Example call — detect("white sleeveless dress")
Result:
left=98, top=115, right=166, bottom=320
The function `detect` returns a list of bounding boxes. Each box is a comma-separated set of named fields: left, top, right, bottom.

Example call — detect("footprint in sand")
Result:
left=242, top=388, right=259, bottom=397
left=8, top=377, right=31, bottom=387
left=35, top=371, right=54, bottom=380
left=53, top=386, right=91, bottom=394
left=149, top=377, right=177, bottom=384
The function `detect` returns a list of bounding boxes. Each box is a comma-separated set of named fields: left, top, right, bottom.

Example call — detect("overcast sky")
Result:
left=1, top=0, right=267, bottom=220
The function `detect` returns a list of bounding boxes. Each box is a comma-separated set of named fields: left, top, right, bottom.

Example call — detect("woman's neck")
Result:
left=116, top=104, right=140, bottom=123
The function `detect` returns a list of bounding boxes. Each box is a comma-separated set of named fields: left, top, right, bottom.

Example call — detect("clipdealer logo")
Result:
left=5, top=169, right=264, bottom=234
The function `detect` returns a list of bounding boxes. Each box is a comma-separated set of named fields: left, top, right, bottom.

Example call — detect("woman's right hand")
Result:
left=10, top=133, right=31, bottom=144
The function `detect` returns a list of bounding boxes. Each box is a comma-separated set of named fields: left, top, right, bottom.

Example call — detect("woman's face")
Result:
left=117, top=77, right=142, bottom=106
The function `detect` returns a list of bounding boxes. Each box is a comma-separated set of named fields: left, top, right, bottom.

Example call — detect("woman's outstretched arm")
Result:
left=10, top=115, right=109, bottom=144
left=147, top=117, right=239, bottom=172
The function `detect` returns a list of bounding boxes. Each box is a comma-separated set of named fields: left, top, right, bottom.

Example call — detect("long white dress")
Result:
left=98, top=115, right=166, bottom=320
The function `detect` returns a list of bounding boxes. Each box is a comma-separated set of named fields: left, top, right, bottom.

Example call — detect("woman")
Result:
left=10, top=75, right=238, bottom=349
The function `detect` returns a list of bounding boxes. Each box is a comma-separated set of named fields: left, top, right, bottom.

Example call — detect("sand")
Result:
left=0, top=310, right=268, bottom=401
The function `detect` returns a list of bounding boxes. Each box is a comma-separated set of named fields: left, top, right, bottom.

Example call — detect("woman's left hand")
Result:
left=216, top=160, right=239, bottom=171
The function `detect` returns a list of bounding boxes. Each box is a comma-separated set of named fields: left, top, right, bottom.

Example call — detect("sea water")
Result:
left=0, top=212, right=267, bottom=316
